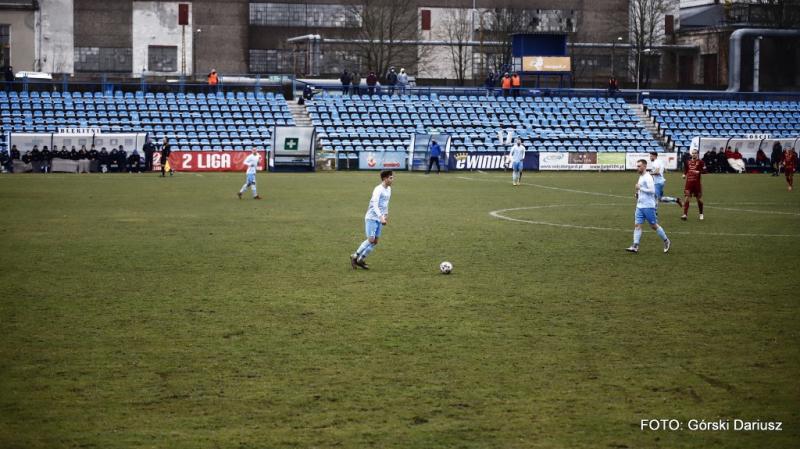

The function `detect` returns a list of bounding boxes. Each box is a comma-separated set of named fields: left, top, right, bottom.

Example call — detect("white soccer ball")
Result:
left=439, top=261, right=452, bottom=274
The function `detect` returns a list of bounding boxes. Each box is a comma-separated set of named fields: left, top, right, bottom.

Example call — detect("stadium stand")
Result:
left=0, top=90, right=292, bottom=153
left=643, top=98, right=800, bottom=152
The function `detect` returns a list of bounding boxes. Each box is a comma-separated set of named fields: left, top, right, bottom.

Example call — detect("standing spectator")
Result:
left=426, top=138, right=442, bottom=174
left=4, top=66, right=13, bottom=92
left=484, top=72, right=496, bottom=97
left=117, top=145, right=128, bottom=173
left=385, top=67, right=398, bottom=96
left=237, top=147, right=262, bottom=199
left=208, top=69, right=219, bottom=93
left=88, top=144, right=99, bottom=172
left=31, top=145, right=42, bottom=172
left=41, top=145, right=52, bottom=173
left=350, top=70, right=361, bottom=96
left=780, top=146, right=797, bottom=190
left=771, top=141, right=783, bottom=176
left=625, top=159, right=672, bottom=254
left=607, top=76, right=618, bottom=98
left=340, top=70, right=351, bottom=95
left=511, top=72, right=521, bottom=98
left=77, top=145, right=91, bottom=173
left=501, top=73, right=511, bottom=98
left=366, top=71, right=378, bottom=96
left=681, top=149, right=708, bottom=221
left=756, top=148, right=771, bottom=172
left=142, top=138, right=155, bottom=172
left=397, top=68, right=408, bottom=95
left=160, top=137, right=173, bottom=177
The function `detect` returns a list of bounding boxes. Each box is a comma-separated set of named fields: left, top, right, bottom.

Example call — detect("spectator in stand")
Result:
left=385, top=67, right=398, bottom=96
left=366, top=71, right=378, bottom=96
left=21, top=150, right=32, bottom=164
left=511, top=72, right=521, bottom=98
left=607, top=76, right=618, bottom=98
left=756, top=147, right=771, bottom=172
left=109, top=147, right=119, bottom=172
left=98, top=147, right=110, bottom=171
left=77, top=146, right=91, bottom=173
left=88, top=144, right=99, bottom=172
left=771, top=141, right=783, bottom=177
left=70, top=146, right=79, bottom=161
left=397, top=68, right=408, bottom=95
left=0, top=148, right=9, bottom=172
left=59, top=145, right=70, bottom=160
left=350, top=70, right=361, bottom=96
left=117, top=145, right=128, bottom=173
left=502, top=73, right=511, bottom=98
left=302, top=84, right=314, bottom=102
left=128, top=149, right=142, bottom=173
left=733, top=148, right=746, bottom=172
left=142, top=138, right=155, bottom=173
left=340, top=70, right=351, bottom=95
left=208, top=69, right=219, bottom=93
left=4, top=66, right=13, bottom=93
left=484, top=72, right=496, bottom=98
left=31, top=145, right=42, bottom=172
left=10, top=144, right=20, bottom=161
left=702, top=149, right=714, bottom=167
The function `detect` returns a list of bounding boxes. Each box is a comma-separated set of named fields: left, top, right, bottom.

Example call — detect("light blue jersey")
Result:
left=508, top=144, right=526, bottom=163
left=636, top=173, right=657, bottom=209
left=650, top=159, right=665, bottom=183
left=365, top=184, right=391, bottom=221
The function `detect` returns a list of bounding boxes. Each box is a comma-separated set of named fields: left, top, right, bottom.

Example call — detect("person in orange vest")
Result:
left=607, top=76, right=618, bottom=98
left=511, top=72, right=521, bottom=98
left=501, top=73, right=511, bottom=98
left=208, top=69, right=219, bottom=93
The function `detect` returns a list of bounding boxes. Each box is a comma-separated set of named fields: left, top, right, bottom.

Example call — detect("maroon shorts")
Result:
left=684, top=181, right=702, bottom=198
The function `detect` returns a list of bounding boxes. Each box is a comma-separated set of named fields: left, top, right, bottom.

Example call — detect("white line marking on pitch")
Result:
left=490, top=205, right=800, bottom=237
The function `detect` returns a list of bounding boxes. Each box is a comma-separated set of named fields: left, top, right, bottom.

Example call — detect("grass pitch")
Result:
left=0, top=169, right=798, bottom=448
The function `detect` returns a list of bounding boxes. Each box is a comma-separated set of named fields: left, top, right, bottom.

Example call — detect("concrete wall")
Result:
left=3, top=9, right=36, bottom=72
left=36, top=0, right=74, bottom=74
left=132, top=1, right=193, bottom=75
left=74, top=0, right=132, bottom=48
left=193, top=0, right=248, bottom=74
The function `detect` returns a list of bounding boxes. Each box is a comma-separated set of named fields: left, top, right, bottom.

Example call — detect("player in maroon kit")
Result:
left=681, top=149, right=708, bottom=221
left=780, top=146, right=797, bottom=190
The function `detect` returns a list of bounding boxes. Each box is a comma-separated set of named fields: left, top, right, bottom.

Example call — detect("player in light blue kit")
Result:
left=626, top=159, right=671, bottom=253
left=238, top=147, right=262, bottom=199
left=508, top=139, right=526, bottom=186
left=351, top=170, right=394, bottom=269
left=649, top=152, right=681, bottom=210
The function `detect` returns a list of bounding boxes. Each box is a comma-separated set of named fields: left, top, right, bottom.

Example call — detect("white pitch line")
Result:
left=490, top=205, right=800, bottom=237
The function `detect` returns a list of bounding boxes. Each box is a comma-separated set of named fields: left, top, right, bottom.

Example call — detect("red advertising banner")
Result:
left=153, top=151, right=266, bottom=172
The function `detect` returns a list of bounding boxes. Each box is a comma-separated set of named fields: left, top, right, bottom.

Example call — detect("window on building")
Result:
left=250, top=3, right=361, bottom=28
left=148, top=46, right=178, bottom=72
left=250, top=49, right=305, bottom=73
left=0, top=25, right=10, bottom=70
left=74, top=47, right=133, bottom=72
left=421, top=10, right=431, bottom=31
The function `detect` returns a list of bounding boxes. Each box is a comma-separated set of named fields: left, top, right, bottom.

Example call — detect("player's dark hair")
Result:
left=649, top=151, right=658, bottom=157
left=381, top=170, right=393, bottom=180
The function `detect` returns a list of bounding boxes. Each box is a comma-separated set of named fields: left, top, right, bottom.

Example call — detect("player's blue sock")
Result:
left=661, top=196, right=677, bottom=203
left=239, top=184, right=248, bottom=194
left=355, top=240, right=370, bottom=256
left=361, top=243, right=376, bottom=259
left=251, top=185, right=258, bottom=196
left=655, top=226, right=668, bottom=241
left=633, top=228, right=642, bottom=246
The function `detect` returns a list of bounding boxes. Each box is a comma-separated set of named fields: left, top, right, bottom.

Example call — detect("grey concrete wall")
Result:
left=36, top=0, right=74, bottom=74
left=3, top=10, right=36, bottom=72
left=74, top=0, right=132, bottom=48
left=194, top=0, right=248, bottom=74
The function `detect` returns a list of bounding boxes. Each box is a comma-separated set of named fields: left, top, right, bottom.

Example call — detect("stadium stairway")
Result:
left=630, top=104, right=671, bottom=152
left=288, top=103, right=312, bottom=127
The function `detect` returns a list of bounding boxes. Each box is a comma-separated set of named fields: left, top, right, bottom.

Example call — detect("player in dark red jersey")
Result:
left=681, top=149, right=708, bottom=221
left=780, top=146, right=797, bottom=190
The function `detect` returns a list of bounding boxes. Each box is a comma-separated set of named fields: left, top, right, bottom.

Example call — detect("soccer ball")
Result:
left=439, top=261, right=452, bottom=274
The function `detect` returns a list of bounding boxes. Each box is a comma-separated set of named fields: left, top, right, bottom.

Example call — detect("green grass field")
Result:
left=1, top=169, right=798, bottom=448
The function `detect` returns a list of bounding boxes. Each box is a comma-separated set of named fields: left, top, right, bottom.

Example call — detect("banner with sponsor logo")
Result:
left=539, top=152, right=626, bottom=170
left=624, top=152, right=679, bottom=170
left=522, top=56, right=571, bottom=72
left=448, top=151, right=539, bottom=171
left=359, top=151, right=407, bottom=170
left=153, top=151, right=266, bottom=172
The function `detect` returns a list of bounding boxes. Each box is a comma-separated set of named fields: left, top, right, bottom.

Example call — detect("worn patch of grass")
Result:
left=0, top=170, right=798, bottom=448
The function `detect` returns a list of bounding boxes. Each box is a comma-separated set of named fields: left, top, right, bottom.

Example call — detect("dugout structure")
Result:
left=691, top=136, right=799, bottom=163
left=8, top=131, right=148, bottom=172
left=269, top=126, right=316, bottom=172
left=407, top=133, right=451, bottom=172
left=512, top=34, right=571, bottom=89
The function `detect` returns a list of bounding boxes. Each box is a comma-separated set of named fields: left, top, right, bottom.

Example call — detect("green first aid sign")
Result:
left=284, top=138, right=299, bottom=150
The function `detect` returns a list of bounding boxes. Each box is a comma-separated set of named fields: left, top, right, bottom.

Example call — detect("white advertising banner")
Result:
left=625, top=152, right=679, bottom=170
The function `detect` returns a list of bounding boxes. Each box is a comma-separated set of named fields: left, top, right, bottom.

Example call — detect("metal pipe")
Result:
left=753, top=37, right=760, bottom=93
left=727, top=28, right=800, bottom=92
left=308, top=37, right=698, bottom=51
